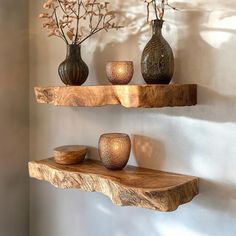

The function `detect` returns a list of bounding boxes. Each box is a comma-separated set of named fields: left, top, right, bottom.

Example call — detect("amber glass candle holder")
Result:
left=98, top=133, right=131, bottom=170
left=106, top=61, right=134, bottom=85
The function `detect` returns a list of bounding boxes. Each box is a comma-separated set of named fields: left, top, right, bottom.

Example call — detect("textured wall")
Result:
left=0, top=1, right=29, bottom=236
left=30, top=1, right=236, bottom=236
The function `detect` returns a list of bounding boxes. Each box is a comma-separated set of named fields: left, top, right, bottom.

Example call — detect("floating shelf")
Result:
left=29, top=158, right=199, bottom=212
left=34, top=84, right=197, bottom=108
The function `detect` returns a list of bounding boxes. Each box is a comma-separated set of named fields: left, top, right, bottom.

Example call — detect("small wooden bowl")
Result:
left=54, top=145, right=87, bottom=165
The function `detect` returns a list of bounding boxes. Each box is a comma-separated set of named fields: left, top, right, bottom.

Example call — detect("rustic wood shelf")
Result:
left=29, top=158, right=199, bottom=212
left=34, top=84, right=197, bottom=108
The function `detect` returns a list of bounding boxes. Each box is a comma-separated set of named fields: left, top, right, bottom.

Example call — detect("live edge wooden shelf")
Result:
left=34, top=84, right=197, bottom=108
left=29, top=158, right=199, bottom=212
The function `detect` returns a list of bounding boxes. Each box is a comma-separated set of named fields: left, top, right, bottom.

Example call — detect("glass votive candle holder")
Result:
left=106, top=61, right=134, bottom=85
left=98, top=133, right=131, bottom=170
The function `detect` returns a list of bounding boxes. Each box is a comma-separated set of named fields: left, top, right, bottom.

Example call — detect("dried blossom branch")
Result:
left=144, top=0, right=177, bottom=22
left=39, top=0, right=123, bottom=45
left=153, top=0, right=158, bottom=19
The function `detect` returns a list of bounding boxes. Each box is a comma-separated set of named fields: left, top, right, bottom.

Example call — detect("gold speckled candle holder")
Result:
left=98, top=133, right=131, bottom=170
left=106, top=61, right=134, bottom=85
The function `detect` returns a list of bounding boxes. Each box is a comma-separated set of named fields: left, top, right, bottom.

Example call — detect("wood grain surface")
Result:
left=29, top=158, right=199, bottom=212
left=54, top=145, right=87, bottom=165
left=34, top=84, right=197, bottom=108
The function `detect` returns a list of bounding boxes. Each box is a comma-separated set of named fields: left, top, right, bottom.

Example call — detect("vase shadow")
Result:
left=132, top=134, right=166, bottom=170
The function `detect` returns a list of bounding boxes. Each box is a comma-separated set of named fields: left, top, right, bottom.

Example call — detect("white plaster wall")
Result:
left=30, top=1, right=236, bottom=236
left=0, top=1, right=29, bottom=236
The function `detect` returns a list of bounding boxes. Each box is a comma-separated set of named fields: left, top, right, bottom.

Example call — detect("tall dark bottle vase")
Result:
left=141, top=19, right=174, bottom=84
left=58, top=44, right=89, bottom=86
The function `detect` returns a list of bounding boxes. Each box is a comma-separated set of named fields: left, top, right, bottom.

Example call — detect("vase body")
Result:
left=141, top=19, right=174, bottom=84
left=58, top=44, right=89, bottom=86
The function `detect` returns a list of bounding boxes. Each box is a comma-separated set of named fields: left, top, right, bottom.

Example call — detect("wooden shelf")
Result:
left=34, top=84, right=197, bottom=108
left=29, top=158, right=199, bottom=212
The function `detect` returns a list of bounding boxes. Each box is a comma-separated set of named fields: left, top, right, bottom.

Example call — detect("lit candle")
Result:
left=106, top=61, right=134, bottom=85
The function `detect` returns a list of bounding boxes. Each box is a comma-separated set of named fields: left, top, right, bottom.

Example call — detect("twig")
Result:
left=74, top=0, right=81, bottom=44
left=40, top=0, right=122, bottom=45
left=144, top=0, right=177, bottom=21
left=153, top=0, right=158, bottom=19
left=166, top=2, right=178, bottom=11
left=54, top=7, right=69, bottom=44
left=160, top=0, right=165, bottom=20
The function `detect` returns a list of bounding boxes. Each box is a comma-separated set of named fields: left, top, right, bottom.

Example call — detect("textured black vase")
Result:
left=58, top=44, right=89, bottom=85
left=141, top=19, right=174, bottom=84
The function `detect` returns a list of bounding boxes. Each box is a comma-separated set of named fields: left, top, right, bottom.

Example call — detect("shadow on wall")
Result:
left=131, top=138, right=236, bottom=221
left=90, top=3, right=236, bottom=123
left=83, top=177, right=236, bottom=236
left=90, top=0, right=149, bottom=85
left=86, top=135, right=166, bottom=170
left=84, top=178, right=236, bottom=236
left=174, top=9, right=236, bottom=87
left=152, top=9, right=236, bottom=123
left=93, top=33, right=143, bottom=85
left=144, top=85, right=236, bottom=123
left=197, top=179, right=236, bottom=219
left=132, top=134, right=166, bottom=170
left=30, top=1, right=236, bottom=236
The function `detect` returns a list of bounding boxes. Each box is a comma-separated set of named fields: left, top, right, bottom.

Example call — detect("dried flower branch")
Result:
left=39, top=0, right=123, bottom=45
left=144, top=0, right=177, bottom=22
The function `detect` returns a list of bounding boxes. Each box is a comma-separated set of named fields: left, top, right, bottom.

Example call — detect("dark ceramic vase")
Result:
left=141, top=19, right=174, bottom=84
left=58, top=44, right=89, bottom=86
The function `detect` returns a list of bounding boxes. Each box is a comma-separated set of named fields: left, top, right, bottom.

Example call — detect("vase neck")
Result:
left=66, top=44, right=81, bottom=58
left=152, top=19, right=163, bottom=36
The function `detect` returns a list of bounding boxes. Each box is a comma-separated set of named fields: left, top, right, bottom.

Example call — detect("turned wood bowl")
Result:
left=98, top=133, right=131, bottom=170
left=54, top=145, right=87, bottom=165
